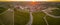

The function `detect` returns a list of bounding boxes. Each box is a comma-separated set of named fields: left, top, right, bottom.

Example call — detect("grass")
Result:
left=0, top=8, right=60, bottom=25
left=14, top=9, right=30, bottom=25
left=50, top=9, right=60, bottom=16
left=46, top=16, right=60, bottom=25
left=0, top=8, right=13, bottom=25
left=0, top=7, right=8, bottom=14
left=32, top=12, right=46, bottom=25
left=14, top=9, right=60, bottom=25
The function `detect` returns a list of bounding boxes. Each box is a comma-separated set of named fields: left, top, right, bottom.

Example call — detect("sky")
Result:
left=0, top=0, right=60, bottom=2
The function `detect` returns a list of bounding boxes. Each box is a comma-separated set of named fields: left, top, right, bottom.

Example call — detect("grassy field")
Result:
left=0, top=2, right=60, bottom=25
left=14, top=9, right=60, bottom=25
left=0, top=9, right=13, bottom=25
left=14, top=9, right=30, bottom=25
left=0, top=8, right=60, bottom=25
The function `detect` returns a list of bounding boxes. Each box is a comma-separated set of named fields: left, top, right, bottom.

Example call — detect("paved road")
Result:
left=26, top=12, right=33, bottom=25
left=42, top=9, right=60, bottom=18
